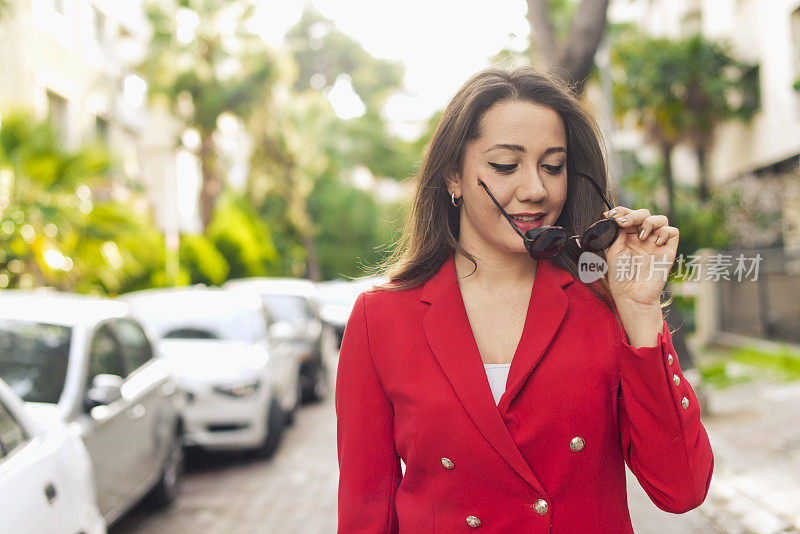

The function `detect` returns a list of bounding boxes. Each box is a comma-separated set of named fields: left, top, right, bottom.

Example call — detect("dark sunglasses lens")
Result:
left=581, top=219, right=619, bottom=252
left=526, top=228, right=568, bottom=259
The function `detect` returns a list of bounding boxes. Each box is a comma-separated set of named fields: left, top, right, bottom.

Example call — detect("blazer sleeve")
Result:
left=335, top=292, right=402, bottom=533
left=617, top=318, right=714, bottom=513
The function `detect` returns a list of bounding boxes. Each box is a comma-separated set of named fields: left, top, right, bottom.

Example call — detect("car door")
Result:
left=0, top=398, right=76, bottom=534
left=79, top=322, right=138, bottom=522
left=260, top=303, right=298, bottom=411
left=112, top=318, right=174, bottom=492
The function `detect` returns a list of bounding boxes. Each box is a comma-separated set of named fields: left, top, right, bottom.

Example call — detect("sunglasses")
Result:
left=477, top=172, right=621, bottom=260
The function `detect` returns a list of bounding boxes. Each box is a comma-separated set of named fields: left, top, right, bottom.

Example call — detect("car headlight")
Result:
left=213, top=380, right=261, bottom=399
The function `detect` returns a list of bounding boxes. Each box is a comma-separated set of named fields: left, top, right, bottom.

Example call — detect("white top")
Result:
left=483, top=363, right=512, bottom=405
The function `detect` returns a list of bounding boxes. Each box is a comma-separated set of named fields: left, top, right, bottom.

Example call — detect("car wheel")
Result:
left=252, top=397, right=285, bottom=459
left=301, top=359, right=329, bottom=404
left=145, top=428, right=183, bottom=509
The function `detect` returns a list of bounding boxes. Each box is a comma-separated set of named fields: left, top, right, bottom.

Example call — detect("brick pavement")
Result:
left=696, top=379, right=800, bottom=534
left=110, top=385, right=339, bottom=534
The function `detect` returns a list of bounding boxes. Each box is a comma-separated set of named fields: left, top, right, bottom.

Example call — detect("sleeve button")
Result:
left=681, top=397, right=689, bottom=409
left=441, top=457, right=455, bottom=470
left=668, top=354, right=674, bottom=365
left=466, top=515, right=481, bottom=527
left=673, top=374, right=681, bottom=386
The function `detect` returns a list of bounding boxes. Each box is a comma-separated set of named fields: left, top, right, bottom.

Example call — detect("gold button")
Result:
left=681, top=397, right=689, bottom=409
left=533, top=499, right=548, bottom=515
left=673, top=374, right=681, bottom=386
left=668, top=354, right=674, bottom=365
left=466, top=515, right=481, bottom=527
left=569, top=436, right=585, bottom=452
left=441, top=457, right=455, bottom=470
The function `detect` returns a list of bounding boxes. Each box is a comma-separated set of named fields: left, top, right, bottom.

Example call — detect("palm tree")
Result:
left=141, top=0, right=278, bottom=230
left=247, top=92, right=335, bottom=281
left=611, top=33, right=754, bottom=219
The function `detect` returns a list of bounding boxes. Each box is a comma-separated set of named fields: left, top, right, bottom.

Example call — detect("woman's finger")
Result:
left=603, top=205, right=632, bottom=218
left=638, top=215, right=669, bottom=240
left=614, top=208, right=652, bottom=231
left=654, top=225, right=680, bottom=246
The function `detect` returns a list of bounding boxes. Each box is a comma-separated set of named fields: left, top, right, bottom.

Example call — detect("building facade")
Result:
left=0, top=0, right=192, bottom=236
left=608, top=0, right=800, bottom=250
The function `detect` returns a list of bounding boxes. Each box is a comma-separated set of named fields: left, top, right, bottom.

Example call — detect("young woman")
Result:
left=335, top=67, right=713, bottom=533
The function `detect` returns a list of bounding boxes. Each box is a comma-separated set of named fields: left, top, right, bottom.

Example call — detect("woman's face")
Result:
left=448, top=99, right=569, bottom=258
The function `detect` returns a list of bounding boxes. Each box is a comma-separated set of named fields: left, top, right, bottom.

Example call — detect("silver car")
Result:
left=224, top=277, right=333, bottom=403
left=0, top=290, right=184, bottom=527
left=122, top=287, right=301, bottom=457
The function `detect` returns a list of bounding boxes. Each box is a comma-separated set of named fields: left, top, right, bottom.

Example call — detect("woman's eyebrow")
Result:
left=483, top=144, right=567, bottom=154
left=484, top=143, right=525, bottom=153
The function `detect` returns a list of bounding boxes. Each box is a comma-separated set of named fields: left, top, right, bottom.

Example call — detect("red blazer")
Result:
left=336, top=251, right=714, bottom=533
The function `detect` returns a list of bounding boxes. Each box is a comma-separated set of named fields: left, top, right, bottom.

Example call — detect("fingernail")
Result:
left=617, top=216, right=627, bottom=223
left=608, top=209, right=617, bottom=216
left=639, top=229, right=646, bottom=239
left=655, top=236, right=663, bottom=246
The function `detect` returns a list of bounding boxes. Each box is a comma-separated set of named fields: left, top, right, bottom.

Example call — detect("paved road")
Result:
left=111, top=357, right=760, bottom=534
left=110, top=386, right=338, bottom=534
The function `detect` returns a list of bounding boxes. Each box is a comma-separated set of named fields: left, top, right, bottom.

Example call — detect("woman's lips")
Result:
left=511, top=216, right=544, bottom=232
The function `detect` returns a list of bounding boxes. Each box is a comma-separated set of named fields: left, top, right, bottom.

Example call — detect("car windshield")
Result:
left=0, top=319, right=72, bottom=404
left=135, top=306, right=266, bottom=343
left=263, top=295, right=313, bottom=322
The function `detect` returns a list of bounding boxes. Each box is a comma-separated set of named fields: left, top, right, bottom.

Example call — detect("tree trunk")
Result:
left=526, top=0, right=610, bottom=93
left=695, top=145, right=710, bottom=204
left=198, top=133, right=223, bottom=231
left=302, top=233, right=321, bottom=282
left=526, top=0, right=557, bottom=67
left=661, top=143, right=676, bottom=223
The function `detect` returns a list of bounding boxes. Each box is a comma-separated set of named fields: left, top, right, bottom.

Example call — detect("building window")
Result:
left=46, top=90, right=68, bottom=142
left=90, top=6, right=106, bottom=48
left=95, top=116, right=109, bottom=143
left=741, top=65, right=762, bottom=111
left=122, top=74, right=147, bottom=109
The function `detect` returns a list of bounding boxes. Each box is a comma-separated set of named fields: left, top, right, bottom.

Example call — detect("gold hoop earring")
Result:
left=451, top=191, right=462, bottom=207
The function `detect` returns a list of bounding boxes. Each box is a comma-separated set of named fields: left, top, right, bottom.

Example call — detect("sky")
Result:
left=249, top=0, right=531, bottom=139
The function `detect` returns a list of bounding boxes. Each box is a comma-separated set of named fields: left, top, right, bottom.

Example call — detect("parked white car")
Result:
left=0, top=290, right=184, bottom=527
left=316, top=276, right=388, bottom=347
left=0, top=376, right=106, bottom=534
left=224, top=277, right=332, bottom=403
left=122, top=287, right=301, bottom=457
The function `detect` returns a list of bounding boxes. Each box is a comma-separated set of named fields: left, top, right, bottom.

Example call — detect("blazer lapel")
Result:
left=420, top=251, right=573, bottom=492
left=500, top=258, right=573, bottom=411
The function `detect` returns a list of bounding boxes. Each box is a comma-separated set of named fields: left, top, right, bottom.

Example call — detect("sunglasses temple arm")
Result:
left=573, top=172, right=614, bottom=211
left=477, top=179, right=531, bottom=241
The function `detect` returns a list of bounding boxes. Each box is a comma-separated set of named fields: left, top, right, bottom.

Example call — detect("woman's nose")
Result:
left=516, top=172, right=547, bottom=202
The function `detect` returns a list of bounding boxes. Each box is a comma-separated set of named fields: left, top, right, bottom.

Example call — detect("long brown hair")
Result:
left=365, top=66, right=619, bottom=310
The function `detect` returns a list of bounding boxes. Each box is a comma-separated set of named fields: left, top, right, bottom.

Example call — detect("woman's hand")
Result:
left=601, top=206, right=679, bottom=309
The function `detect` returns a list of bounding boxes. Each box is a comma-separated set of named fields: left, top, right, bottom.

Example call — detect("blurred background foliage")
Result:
left=0, top=0, right=763, bottom=294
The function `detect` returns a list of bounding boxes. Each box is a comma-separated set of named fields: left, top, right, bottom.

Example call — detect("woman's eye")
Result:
left=543, top=164, right=565, bottom=175
left=488, top=162, right=517, bottom=174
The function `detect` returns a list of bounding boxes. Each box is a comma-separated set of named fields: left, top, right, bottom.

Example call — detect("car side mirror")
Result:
left=85, top=374, right=123, bottom=410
